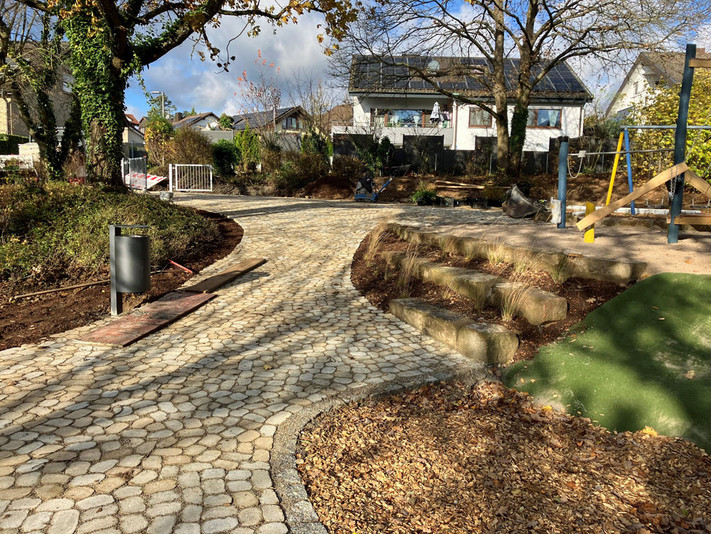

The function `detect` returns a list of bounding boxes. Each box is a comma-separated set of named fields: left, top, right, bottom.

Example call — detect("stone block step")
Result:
left=383, top=251, right=566, bottom=325
left=389, top=298, right=518, bottom=364
left=390, top=223, right=646, bottom=284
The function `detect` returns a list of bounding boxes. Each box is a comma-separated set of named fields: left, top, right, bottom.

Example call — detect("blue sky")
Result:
left=123, top=15, right=711, bottom=120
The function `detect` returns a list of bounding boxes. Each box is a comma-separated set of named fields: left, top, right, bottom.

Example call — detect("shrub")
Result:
left=301, top=130, right=333, bottom=159
left=0, top=183, right=219, bottom=292
left=234, top=124, right=261, bottom=171
left=164, top=128, right=213, bottom=165
left=411, top=179, right=437, bottom=205
left=331, top=155, right=365, bottom=184
left=213, top=139, right=239, bottom=177
left=144, top=111, right=174, bottom=166
left=267, top=152, right=329, bottom=192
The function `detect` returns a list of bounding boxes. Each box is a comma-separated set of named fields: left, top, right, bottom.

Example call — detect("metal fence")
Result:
left=169, top=164, right=213, bottom=192
left=122, top=157, right=148, bottom=190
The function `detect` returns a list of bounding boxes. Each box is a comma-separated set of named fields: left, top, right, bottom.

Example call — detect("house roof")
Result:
left=349, top=55, right=592, bottom=102
left=172, top=112, right=219, bottom=129
left=605, top=48, right=710, bottom=117
left=125, top=114, right=139, bottom=127
left=232, top=106, right=306, bottom=130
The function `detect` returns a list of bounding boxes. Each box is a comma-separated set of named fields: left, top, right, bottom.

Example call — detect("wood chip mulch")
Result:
left=297, top=381, right=711, bottom=533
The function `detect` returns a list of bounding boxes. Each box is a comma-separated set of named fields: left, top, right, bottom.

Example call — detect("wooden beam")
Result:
left=690, top=58, right=711, bottom=68
left=575, top=163, right=689, bottom=230
left=684, top=169, right=711, bottom=199
left=666, top=214, right=711, bottom=225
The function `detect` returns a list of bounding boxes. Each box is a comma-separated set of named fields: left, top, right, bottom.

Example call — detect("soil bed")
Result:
left=298, top=380, right=711, bottom=533
left=351, top=229, right=626, bottom=363
left=0, top=210, right=242, bottom=351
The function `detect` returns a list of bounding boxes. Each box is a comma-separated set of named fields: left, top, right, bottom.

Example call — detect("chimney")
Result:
left=174, top=112, right=183, bottom=122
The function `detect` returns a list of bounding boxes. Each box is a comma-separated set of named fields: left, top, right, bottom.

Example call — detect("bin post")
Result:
left=110, top=224, right=151, bottom=316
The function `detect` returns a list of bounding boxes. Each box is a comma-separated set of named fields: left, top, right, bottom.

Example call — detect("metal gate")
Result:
left=169, top=164, right=213, bottom=192
left=122, top=157, right=148, bottom=190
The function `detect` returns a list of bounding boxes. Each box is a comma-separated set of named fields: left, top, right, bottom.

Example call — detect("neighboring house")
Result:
left=334, top=55, right=591, bottom=153
left=123, top=115, right=145, bottom=158
left=172, top=112, right=220, bottom=131
left=606, top=49, right=710, bottom=119
left=232, top=106, right=309, bottom=133
left=320, top=103, right=353, bottom=134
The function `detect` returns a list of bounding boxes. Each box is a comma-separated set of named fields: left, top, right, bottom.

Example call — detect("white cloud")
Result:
left=125, top=12, right=337, bottom=118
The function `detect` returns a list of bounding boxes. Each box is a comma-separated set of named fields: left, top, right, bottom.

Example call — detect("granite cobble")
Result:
left=0, top=195, right=493, bottom=532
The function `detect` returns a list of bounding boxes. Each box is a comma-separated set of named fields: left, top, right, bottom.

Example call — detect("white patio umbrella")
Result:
left=430, top=101, right=441, bottom=123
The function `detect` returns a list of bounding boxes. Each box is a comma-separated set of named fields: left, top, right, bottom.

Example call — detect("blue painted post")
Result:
left=558, top=136, right=569, bottom=229
left=624, top=128, right=636, bottom=215
left=669, top=44, right=696, bottom=244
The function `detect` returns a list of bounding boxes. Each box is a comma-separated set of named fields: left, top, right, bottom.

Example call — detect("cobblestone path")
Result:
left=0, top=196, right=486, bottom=534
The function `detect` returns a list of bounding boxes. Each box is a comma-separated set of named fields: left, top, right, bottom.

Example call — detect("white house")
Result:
left=606, top=49, right=709, bottom=119
left=333, top=55, right=591, bottom=153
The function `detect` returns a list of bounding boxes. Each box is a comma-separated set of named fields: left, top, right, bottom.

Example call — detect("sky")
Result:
left=124, top=15, right=711, bottom=121
left=125, top=13, right=339, bottom=120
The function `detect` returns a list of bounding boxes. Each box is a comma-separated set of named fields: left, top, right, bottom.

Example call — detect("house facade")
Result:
left=232, top=106, right=309, bottom=133
left=334, top=56, right=591, bottom=154
left=606, top=49, right=710, bottom=119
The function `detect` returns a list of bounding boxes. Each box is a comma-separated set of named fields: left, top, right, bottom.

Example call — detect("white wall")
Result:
left=607, top=65, right=662, bottom=118
left=453, top=102, right=584, bottom=151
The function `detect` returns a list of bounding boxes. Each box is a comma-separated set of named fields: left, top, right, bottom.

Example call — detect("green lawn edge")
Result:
left=503, top=272, right=711, bottom=452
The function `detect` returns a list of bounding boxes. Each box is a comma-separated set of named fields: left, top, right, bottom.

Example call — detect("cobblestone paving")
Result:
left=0, top=196, right=496, bottom=534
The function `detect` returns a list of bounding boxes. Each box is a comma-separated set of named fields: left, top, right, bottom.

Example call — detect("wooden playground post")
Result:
left=668, top=44, right=696, bottom=244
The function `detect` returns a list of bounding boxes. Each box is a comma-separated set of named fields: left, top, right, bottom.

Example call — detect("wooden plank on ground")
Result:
left=685, top=169, right=711, bottom=199
left=434, top=180, right=485, bottom=190
left=183, top=258, right=267, bottom=293
left=76, top=291, right=215, bottom=347
left=575, top=163, right=689, bottom=231
left=690, top=58, right=711, bottom=68
left=667, top=214, right=711, bottom=225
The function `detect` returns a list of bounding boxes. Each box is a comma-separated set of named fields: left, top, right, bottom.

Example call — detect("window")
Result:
left=469, top=106, right=492, bottom=127
left=527, top=108, right=561, bottom=128
left=282, top=116, right=299, bottom=129
left=372, top=109, right=427, bottom=128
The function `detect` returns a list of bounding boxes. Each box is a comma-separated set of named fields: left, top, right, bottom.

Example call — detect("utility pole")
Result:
left=150, top=91, right=166, bottom=118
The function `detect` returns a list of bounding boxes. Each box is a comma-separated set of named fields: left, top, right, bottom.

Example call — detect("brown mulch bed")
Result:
left=351, top=229, right=626, bottom=363
left=0, top=210, right=242, bottom=351
left=298, top=380, right=711, bottom=533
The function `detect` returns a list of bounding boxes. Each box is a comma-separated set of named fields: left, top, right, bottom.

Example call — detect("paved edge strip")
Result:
left=75, top=291, right=215, bottom=347
left=183, top=257, right=267, bottom=293
left=271, top=359, right=490, bottom=534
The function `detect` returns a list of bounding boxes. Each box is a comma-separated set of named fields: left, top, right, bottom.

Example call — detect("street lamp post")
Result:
left=150, top=90, right=166, bottom=118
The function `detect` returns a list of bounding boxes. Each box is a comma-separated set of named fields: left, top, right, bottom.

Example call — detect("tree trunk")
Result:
left=509, top=99, right=529, bottom=173
left=66, top=14, right=127, bottom=188
left=491, top=0, right=511, bottom=179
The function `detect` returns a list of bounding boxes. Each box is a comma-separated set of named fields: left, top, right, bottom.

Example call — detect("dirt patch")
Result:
left=298, top=380, right=711, bottom=533
left=299, top=175, right=355, bottom=200
left=351, top=230, right=626, bottom=363
left=0, top=210, right=242, bottom=351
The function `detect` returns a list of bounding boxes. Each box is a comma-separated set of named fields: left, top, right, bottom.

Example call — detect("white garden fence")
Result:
left=169, top=164, right=213, bottom=192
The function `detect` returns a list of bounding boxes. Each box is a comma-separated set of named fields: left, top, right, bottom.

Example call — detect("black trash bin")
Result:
left=114, top=234, right=151, bottom=293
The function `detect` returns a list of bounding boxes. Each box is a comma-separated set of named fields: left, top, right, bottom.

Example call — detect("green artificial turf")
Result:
left=503, top=273, right=711, bottom=452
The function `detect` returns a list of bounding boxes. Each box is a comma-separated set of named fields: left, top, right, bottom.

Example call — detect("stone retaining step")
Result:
left=389, top=298, right=518, bottom=364
left=390, top=223, right=647, bottom=285
left=383, top=251, right=567, bottom=325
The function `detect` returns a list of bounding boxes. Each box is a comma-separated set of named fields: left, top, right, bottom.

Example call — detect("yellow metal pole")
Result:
left=605, top=132, right=625, bottom=205
left=584, top=202, right=595, bottom=243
